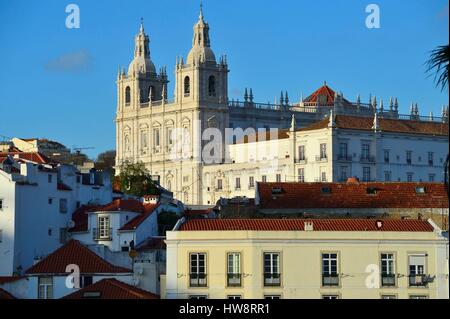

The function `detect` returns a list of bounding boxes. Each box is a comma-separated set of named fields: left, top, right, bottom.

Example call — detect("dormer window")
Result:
left=321, top=187, right=331, bottom=194
left=366, top=187, right=377, bottom=195
left=415, top=186, right=426, bottom=194
left=271, top=187, right=283, bottom=195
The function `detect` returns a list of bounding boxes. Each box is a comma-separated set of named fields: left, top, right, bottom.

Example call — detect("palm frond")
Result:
left=426, top=45, right=449, bottom=92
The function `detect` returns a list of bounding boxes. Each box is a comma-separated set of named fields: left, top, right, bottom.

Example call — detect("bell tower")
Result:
left=174, top=5, right=228, bottom=107
left=117, top=20, right=168, bottom=112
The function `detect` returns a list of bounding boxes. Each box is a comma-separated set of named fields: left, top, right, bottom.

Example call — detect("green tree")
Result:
left=118, top=161, right=158, bottom=197
left=426, top=44, right=449, bottom=91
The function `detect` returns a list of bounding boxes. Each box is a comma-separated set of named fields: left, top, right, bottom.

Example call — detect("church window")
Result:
left=125, top=86, right=131, bottom=105
left=153, top=128, right=160, bottom=148
left=141, top=131, right=148, bottom=149
left=208, top=76, right=216, bottom=96
left=184, top=76, right=190, bottom=95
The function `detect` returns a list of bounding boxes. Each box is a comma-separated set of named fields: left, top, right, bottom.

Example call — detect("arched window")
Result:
left=125, top=86, right=131, bottom=105
left=184, top=76, right=190, bottom=95
left=208, top=76, right=216, bottom=97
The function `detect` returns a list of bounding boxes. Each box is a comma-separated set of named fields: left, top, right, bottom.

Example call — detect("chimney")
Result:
left=304, top=221, right=314, bottom=231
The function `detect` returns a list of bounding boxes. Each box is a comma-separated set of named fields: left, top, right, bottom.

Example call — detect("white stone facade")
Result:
left=115, top=9, right=449, bottom=205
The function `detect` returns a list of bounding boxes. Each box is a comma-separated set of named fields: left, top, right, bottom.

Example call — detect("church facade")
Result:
left=115, top=9, right=449, bottom=205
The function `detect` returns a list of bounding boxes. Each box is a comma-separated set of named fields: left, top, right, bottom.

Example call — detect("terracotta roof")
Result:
left=25, top=240, right=131, bottom=275
left=298, top=115, right=449, bottom=136
left=0, top=152, right=52, bottom=164
left=257, top=182, right=449, bottom=209
left=93, top=199, right=146, bottom=214
left=63, top=278, right=159, bottom=299
left=69, top=200, right=159, bottom=233
left=119, top=203, right=159, bottom=231
left=303, top=84, right=351, bottom=105
left=0, top=288, right=16, bottom=299
left=0, top=276, right=24, bottom=285
left=179, top=218, right=435, bottom=232
left=69, top=205, right=102, bottom=232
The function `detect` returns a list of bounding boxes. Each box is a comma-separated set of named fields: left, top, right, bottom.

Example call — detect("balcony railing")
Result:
left=93, top=228, right=112, bottom=241
left=227, top=273, right=242, bottom=287
left=381, top=274, right=396, bottom=287
left=189, top=273, right=207, bottom=287
left=295, top=157, right=307, bottom=164
left=409, top=274, right=428, bottom=287
left=316, top=155, right=328, bottom=162
left=359, top=155, right=376, bottom=163
left=322, top=273, right=339, bottom=286
left=337, top=154, right=352, bottom=162
left=264, top=273, right=281, bottom=286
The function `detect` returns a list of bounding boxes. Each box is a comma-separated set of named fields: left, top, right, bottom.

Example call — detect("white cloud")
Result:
left=45, top=49, right=92, bottom=73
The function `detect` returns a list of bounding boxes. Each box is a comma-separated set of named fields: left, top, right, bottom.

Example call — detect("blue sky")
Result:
left=0, top=0, right=448, bottom=158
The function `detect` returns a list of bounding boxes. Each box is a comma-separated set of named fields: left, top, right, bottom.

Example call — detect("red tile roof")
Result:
left=298, top=115, right=449, bottom=136
left=0, top=152, right=52, bottom=164
left=25, top=240, right=131, bottom=275
left=63, top=278, right=159, bottom=299
left=179, top=218, right=435, bottom=232
left=69, top=200, right=159, bottom=233
left=119, top=203, right=159, bottom=231
left=0, top=276, right=24, bottom=285
left=303, top=84, right=351, bottom=105
left=69, top=205, right=102, bottom=233
left=0, top=288, right=16, bottom=299
left=94, top=199, right=146, bottom=213
left=257, top=182, right=449, bottom=209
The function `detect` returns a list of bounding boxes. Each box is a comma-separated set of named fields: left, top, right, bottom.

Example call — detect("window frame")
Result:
left=189, top=252, right=207, bottom=288
left=263, top=252, right=281, bottom=287
left=380, top=253, right=396, bottom=287
left=38, top=277, right=53, bottom=299
left=321, top=252, right=339, bottom=287
left=226, top=252, right=242, bottom=287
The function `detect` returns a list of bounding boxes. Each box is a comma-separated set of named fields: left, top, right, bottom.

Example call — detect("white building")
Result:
left=115, top=7, right=449, bottom=205
left=200, top=113, right=449, bottom=204
left=0, top=154, right=113, bottom=276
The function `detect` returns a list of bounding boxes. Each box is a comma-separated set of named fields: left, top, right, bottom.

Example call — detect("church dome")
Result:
left=128, top=56, right=156, bottom=75
left=186, top=46, right=216, bottom=65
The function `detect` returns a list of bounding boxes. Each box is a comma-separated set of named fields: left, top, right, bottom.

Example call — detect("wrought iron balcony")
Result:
left=295, top=157, right=307, bottom=164
left=92, top=228, right=112, bottom=241
left=189, top=273, right=207, bottom=287
left=409, top=274, right=428, bottom=287
left=322, top=273, right=339, bottom=286
left=381, top=274, right=396, bottom=287
left=359, top=155, right=376, bottom=163
left=227, top=273, right=242, bottom=287
left=264, top=273, right=281, bottom=286
left=337, top=154, right=352, bottom=162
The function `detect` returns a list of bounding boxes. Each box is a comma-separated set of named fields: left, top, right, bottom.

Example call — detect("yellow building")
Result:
left=162, top=218, right=449, bottom=299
